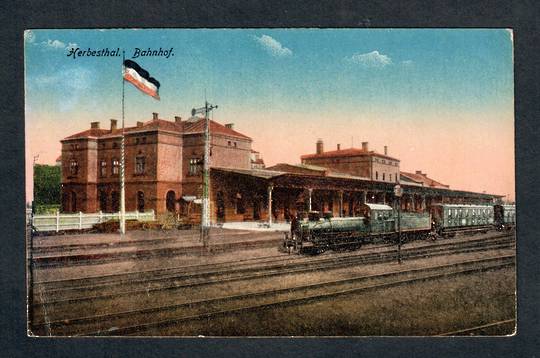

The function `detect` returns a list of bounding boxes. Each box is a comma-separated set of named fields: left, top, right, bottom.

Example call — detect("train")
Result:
left=284, top=202, right=515, bottom=254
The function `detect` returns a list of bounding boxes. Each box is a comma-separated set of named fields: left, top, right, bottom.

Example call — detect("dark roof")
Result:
left=400, top=171, right=450, bottom=189
left=301, top=147, right=399, bottom=161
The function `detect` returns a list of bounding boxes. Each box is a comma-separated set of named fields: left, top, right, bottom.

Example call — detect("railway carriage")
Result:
left=430, top=204, right=494, bottom=236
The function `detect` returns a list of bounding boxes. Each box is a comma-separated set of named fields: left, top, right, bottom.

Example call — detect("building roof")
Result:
left=63, top=116, right=251, bottom=141
left=301, top=147, right=399, bottom=161
left=63, top=128, right=110, bottom=140
left=265, top=163, right=371, bottom=181
left=183, top=119, right=251, bottom=140
left=400, top=171, right=450, bottom=189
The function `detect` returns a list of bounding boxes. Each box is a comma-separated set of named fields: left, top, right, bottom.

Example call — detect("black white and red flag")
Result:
left=122, top=60, right=160, bottom=100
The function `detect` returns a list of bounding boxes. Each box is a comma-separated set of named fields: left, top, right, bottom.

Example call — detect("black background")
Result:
left=1, top=1, right=539, bottom=357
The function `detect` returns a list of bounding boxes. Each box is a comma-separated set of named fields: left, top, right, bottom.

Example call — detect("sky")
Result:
left=24, top=29, right=515, bottom=201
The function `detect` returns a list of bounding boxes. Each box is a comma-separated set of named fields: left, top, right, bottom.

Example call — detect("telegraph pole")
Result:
left=394, top=184, right=403, bottom=264
left=191, top=101, right=218, bottom=247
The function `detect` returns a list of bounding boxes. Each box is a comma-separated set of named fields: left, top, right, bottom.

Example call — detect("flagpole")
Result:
left=120, top=50, right=126, bottom=235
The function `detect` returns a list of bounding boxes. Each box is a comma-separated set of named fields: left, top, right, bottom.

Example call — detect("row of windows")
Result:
left=99, top=137, right=148, bottom=149
left=447, top=208, right=493, bottom=217
left=227, top=140, right=238, bottom=147
left=68, top=157, right=146, bottom=177
left=374, top=157, right=398, bottom=166
left=374, top=171, right=398, bottom=183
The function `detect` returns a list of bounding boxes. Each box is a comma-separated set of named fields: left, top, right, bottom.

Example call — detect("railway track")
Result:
left=32, top=236, right=283, bottom=268
left=33, top=233, right=514, bottom=306
left=32, top=254, right=515, bottom=336
left=436, top=319, right=515, bottom=336
left=30, top=234, right=515, bottom=336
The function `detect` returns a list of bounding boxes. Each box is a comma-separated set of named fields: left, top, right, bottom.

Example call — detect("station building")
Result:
left=60, top=113, right=255, bottom=214
left=60, top=114, right=502, bottom=222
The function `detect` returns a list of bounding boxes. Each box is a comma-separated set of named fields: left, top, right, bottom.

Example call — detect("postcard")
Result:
left=25, top=28, right=515, bottom=337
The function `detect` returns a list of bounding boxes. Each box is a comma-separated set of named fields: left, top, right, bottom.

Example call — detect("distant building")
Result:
left=301, top=140, right=400, bottom=184
left=250, top=150, right=265, bottom=169
left=400, top=170, right=450, bottom=189
left=60, top=113, right=252, bottom=214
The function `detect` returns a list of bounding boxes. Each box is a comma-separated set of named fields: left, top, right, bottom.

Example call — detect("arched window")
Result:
left=135, top=156, right=146, bottom=174
left=166, top=191, right=176, bottom=212
left=112, top=158, right=120, bottom=175
left=99, top=160, right=107, bottom=177
left=69, top=159, right=78, bottom=175
left=111, top=191, right=119, bottom=212
left=137, top=191, right=145, bottom=212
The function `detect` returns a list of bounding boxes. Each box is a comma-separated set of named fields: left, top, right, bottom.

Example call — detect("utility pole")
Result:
left=394, top=184, right=403, bottom=264
left=191, top=101, right=218, bottom=247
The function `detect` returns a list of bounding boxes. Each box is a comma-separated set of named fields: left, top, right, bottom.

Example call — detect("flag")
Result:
left=123, top=60, right=160, bottom=100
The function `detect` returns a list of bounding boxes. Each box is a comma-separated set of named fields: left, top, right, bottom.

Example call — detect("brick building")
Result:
left=61, top=116, right=501, bottom=222
left=60, top=112, right=253, bottom=214
left=301, top=140, right=400, bottom=183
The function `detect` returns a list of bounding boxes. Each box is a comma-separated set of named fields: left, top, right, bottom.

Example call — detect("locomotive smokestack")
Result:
left=362, top=141, right=368, bottom=151
left=316, top=139, right=324, bottom=154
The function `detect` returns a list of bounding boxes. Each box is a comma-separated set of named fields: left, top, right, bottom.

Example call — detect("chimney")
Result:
left=152, top=112, right=158, bottom=121
left=175, top=116, right=182, bottom=124
left=225, top=123, right=234, bottom=129
left=361, top=141, right=369, bottom=151
left=110, top=119, right=117, bottom=131
left=416, top=170, right=424, bottom=175
left=316, top=139, right=324, bottom=154
left=384, top=145, right=388, bottom=155
left=137, top=121, right=144, bottom=127
left=90, top=121, right=100, bottom=129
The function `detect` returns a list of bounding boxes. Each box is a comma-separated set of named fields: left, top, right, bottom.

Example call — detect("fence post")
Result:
left=56, top=210, right=60, bottom=232
left=79, top=211, right=83, bottom=230
left=99, top=210, right=103, bottom=223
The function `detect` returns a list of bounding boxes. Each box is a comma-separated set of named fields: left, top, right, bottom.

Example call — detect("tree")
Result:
left=33, top=164, right=61, bottom=206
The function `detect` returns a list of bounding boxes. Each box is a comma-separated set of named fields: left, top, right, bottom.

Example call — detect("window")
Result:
left=189, top=158, right=201, bottom=176
left=112, top=158, right=120, bottom=175
left=69, top=159, right=78, bottom=175
left=233, top=142, right=237, bottom=147
left=228, top=140, right=231, bottom=146
left=99, top=160, right=107, bottom=177
left=141, top=137, right=146, bottom=144
left=135, top=156, right=145, bottom=174
left=382, top=173, right=385, bottom=181
left=389, top=174, right=392, bottom=182
left=113, top=142, right=118, bottom=149
left=375, top=171, right=378, bottom=180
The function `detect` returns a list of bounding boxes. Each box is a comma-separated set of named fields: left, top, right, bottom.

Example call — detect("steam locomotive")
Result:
left=284, top=203, right=515, bottom=253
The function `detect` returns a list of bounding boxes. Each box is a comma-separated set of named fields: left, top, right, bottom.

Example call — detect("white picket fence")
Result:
left=31, top=210, right=155, bottom=232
